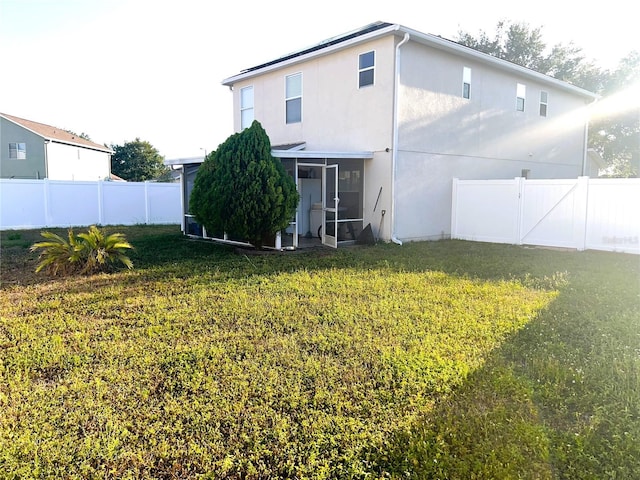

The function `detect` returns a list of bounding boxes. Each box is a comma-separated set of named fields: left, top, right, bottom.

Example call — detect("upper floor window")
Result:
left=9, top=142, right=26, bottom=159
left=516, top=83, right=526, bottom=112
left=240, top=86, right=254, bottom=130
left=358, top=51, right=375, bottom=88
left=462, top=67, right=471, bottom=99
left=539, top=91, right=548, bottom=117
left=286, top=73, right=302, bottom=124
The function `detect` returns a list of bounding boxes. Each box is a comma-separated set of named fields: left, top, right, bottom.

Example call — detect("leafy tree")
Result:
left=110, top=138, right=170, bottom=182
left=589, top=52, right=639, bottom=177
left=189, top=120, right=299, bottom=249
left=457, top=21, right=638, bottom=176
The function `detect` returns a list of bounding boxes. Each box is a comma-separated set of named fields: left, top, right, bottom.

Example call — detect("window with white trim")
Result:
left=539, top=91, right=548, bottom=117
left=462, top=67, right=471, bottom=99
left=358, top=51, right=375, bottom=88
left=9, top=142, right=26, bottom=159
left=516, top=83, right=526, bottom=112
left=285, top=73, right=302, bottom=124
left=240, top=86, right=254, bottom=130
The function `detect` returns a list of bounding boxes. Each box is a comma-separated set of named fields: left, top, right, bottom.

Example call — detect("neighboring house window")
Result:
left=286, top=73, right=302, bottom=124
left=539, top=91, right=548, bottom=117
left=358, top=51, right=375, bottom=88
left=240, top=86, right=254, bottom=130
left=462, top=67, right=471, bottom=99
left=516, top=83, right=526, bottom=112
left=9, top=142, right=26, bottom=159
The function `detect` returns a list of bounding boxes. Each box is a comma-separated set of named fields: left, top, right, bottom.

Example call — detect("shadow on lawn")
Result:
left=371, top=246, right=640, bottom=479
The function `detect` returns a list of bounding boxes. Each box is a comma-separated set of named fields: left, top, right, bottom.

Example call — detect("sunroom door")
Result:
left=322, top=164, right=339, bottom=248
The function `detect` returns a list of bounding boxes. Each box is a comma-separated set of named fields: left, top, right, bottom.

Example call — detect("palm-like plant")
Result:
left=77, top=226, right=133, bottom=274
left=30, top=230, right=84, bottom=276
left=30, top=226, right=133, bottom=276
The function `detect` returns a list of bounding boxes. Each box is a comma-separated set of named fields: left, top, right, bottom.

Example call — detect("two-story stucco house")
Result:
left=0, top=113, right=112, bottom=181
left=172, top=21, right=597, bottom=248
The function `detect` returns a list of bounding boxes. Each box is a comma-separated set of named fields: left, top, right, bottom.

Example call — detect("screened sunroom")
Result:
left=166, top=149, right=373, bottom=249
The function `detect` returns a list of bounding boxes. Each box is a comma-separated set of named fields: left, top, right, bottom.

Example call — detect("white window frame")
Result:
left=462, top=67, right=471, bottom=99
left=539, top=91, right=548, bottom=117
left=9, top=142, right=26, bottom=159
left=240, top=86, right=254, bottom=130
left=285, top=73, right=302, bottom=124
left=358, top=50, right=375, bottom=88
left=516, top=83, right=526, bottom=112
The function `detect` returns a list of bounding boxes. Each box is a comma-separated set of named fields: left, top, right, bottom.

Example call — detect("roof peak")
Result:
left=0, top=112, right=112, bottom=152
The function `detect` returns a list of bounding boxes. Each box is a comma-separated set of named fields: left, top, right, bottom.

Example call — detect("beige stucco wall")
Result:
left=231, top=36, right=396, bottom=152
left=230, top=35, right=400, bottom=241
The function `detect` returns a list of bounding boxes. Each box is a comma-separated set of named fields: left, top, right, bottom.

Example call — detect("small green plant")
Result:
left=30, top=225, right=133, bottom=275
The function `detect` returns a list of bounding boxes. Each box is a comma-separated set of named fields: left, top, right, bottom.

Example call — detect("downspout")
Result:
left=391, top=32, right=410, bottom=245
left=44, top=140, right=49, bottom=179
left=581, top=98, right=597, bottom=176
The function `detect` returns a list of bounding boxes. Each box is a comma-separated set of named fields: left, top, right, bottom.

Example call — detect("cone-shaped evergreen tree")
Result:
left=189, top=121, right=298, bottom=248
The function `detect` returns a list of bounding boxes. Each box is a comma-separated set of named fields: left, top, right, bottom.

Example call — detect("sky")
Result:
left=0, top=0, right=636, bottom=159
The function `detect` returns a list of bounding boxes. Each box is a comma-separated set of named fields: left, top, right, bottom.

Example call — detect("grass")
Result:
left=1, top=225, right=639, bottom=479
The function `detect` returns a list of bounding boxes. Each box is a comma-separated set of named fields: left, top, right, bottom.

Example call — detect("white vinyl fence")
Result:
left=451, top=176, right=640, bottom=255
left=0, top=179, right=181, bottom=230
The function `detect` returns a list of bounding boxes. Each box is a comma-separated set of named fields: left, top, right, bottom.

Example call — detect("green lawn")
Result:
left=1, top=225, right=639, bottom=479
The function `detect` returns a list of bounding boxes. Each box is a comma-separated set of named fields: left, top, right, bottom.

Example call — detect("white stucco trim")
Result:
left=273, top=150, right=374, bottom=159
left=164, top=151, right=374, bottom=167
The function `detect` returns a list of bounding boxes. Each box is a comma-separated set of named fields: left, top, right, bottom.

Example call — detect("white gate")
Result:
left=451, top=177, right=640, bottom=254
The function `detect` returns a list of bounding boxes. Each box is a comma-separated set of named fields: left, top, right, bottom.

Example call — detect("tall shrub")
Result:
left=189, top=121, right=298, bottom=248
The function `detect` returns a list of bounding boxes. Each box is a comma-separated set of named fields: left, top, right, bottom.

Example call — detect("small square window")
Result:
left=9, top=142, right=26, bottom=159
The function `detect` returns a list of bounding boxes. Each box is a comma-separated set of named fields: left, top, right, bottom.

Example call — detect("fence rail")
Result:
left=1, top=179, right=181, bottom=230
left=451, top=177, right=640, bottom=255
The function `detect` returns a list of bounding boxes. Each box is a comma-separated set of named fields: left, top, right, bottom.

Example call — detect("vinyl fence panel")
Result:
left=585, top=179, right=640, bottom=253
left=451, top=179, right=521, bottom=244
left=0, top=179, right=181, bottom=230
left=47, top=180, right=101, bottom=227
left=520, top=178, right=589, bottom=250
left=452, top=177, right=640, bottom=255
left=0, top=180, right=47, bottom=228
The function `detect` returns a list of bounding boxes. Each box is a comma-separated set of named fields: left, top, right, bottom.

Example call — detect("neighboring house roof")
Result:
left=0, top=113, right=113, bottom=153
left=222, top=21, right=597, bottom=100
left=109, top=173, right=126, bottom=182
